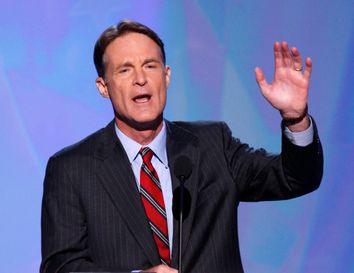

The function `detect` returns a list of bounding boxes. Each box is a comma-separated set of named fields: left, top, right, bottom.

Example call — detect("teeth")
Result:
left=136, top=97, right=148, bottom=102
left=134, top=95, right=150, bottom=103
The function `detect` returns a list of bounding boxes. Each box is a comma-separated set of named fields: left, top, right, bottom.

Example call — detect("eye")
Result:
left=145, top=62, right=158, bottom=69
left=119, top=68, right=128, bottom=74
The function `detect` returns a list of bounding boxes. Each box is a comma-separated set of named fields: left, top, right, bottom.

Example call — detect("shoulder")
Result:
left=166, top=120, right=232, bottom=148
left=169, top=120, right=229, bottom=135
left=50, top=120, right=115, bottom=161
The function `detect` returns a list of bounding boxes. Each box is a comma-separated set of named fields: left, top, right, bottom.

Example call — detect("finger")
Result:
left=255, top=67, right=270, bottom=95
left=291, top=47, right=303, bottom=72
left=143, top=264, right=177, bottom=273
left=274, top=41, right=284, bottom=72
left=281, top=41, right=293, bottom=68
left=303, top=57, right=312, bottom=80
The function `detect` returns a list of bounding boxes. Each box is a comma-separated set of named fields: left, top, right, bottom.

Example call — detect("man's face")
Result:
left=96, top=32, right=170, bottom=131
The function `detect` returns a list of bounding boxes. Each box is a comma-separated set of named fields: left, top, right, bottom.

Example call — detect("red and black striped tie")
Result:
left=139, top=147, right=171, bottom=265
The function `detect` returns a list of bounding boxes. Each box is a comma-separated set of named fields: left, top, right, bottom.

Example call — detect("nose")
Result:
left=133, top=68, right=147, bottom=86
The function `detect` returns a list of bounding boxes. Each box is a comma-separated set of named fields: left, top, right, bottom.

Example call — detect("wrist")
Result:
left=280, top=104, right=308, bottom=123
left=284, top=115, right=310, bottom=132
left=282, top=105, right=310, bottom=132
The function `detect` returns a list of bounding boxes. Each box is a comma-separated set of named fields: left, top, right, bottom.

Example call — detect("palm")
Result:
left=255, top=42, right=312, bottom=120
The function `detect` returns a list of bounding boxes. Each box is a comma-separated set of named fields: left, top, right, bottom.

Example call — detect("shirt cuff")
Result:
left=283, top=117, right=314, bottom=147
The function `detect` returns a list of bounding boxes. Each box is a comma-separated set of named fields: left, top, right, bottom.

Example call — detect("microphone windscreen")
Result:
left=174, top=156, right=193, bottom=180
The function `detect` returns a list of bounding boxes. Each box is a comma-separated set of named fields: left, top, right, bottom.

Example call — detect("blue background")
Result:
left=0, top=1, right=353, bottom=272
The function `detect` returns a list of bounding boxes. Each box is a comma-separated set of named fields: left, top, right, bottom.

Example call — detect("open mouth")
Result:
left=133, top=94, right=151, bottom=103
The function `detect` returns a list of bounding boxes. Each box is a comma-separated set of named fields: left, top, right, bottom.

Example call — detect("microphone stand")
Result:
left=173, top=155, right=192, bottom=273
left=178, top=175, right=185, bottom=273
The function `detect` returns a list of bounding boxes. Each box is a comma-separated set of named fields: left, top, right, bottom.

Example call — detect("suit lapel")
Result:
left=165, top=121, right=200, bottom=268
left=94, top=120, right=160, bottom=265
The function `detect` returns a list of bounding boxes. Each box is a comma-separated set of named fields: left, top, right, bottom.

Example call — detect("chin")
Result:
left=136, top=117, right=163, bottom=130
left=122, top=115, right=163, bottom=131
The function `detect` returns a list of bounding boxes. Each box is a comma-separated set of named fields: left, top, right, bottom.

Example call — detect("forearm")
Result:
left=40, top=257, right=109, bottom=273
left=280, top=118, right=323, bottom=195
left=222, top=120, right=323, bottom=201
left=41, top=157, right=111, bottom=273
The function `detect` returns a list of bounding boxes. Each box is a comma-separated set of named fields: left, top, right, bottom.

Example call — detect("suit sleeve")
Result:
left=40, top=156, right=118, bottom=273
left=222, top=118, right=323, bottom=201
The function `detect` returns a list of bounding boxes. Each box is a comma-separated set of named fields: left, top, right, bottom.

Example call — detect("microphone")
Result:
left=174, top=156, right=192, bottom=182
left=173, top=156, right=193, bottom=273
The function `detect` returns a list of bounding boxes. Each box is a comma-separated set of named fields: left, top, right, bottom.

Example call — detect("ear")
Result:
left=96, top=77, right=110, bottom=98
left=165, top=65, right=171, bottom=88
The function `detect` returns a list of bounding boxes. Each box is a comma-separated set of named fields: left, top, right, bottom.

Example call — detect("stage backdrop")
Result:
left=0, top=1, right=353, bottom=272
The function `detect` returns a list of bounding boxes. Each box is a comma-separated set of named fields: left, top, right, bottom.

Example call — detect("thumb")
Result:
left=254, top=67, right=270, bottom=97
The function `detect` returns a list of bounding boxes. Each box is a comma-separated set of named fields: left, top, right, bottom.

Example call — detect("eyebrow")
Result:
left=142, top=58, right=161, bottom=65
left=116, top=61, right=134, bottom=70
left=117, top=58, right=161, bottom=69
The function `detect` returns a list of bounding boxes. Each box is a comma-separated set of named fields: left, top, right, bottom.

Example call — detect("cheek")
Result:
left=161, top=91, right=167, bottom=103
left=157, top=78, right=168, bottom=99
left=156, top=86, right=166, bottom=104
left=108, top=86, right=130, bottom=109
left=109, top=81, right=126, bottom=98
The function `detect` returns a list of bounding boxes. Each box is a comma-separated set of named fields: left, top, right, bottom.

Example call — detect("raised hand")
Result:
left=255, top=41, right=311, bottom=131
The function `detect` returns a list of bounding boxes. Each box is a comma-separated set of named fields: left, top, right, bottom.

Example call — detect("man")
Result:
left=40, top=20, right=323, bottom=273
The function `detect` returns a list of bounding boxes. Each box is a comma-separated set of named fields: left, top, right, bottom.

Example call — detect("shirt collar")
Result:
left=115, top=121, right=168, bottom=166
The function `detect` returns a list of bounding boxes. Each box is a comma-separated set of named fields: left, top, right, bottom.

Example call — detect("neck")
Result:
left=115, top=117, right=164, bottom=145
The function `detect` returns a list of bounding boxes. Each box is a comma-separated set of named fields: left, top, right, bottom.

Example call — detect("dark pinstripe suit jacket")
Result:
left=40, top=119, right=323, bottom=273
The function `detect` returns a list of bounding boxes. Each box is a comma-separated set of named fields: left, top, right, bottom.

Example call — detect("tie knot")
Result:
left=139, top=147, right=154, bottom=163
